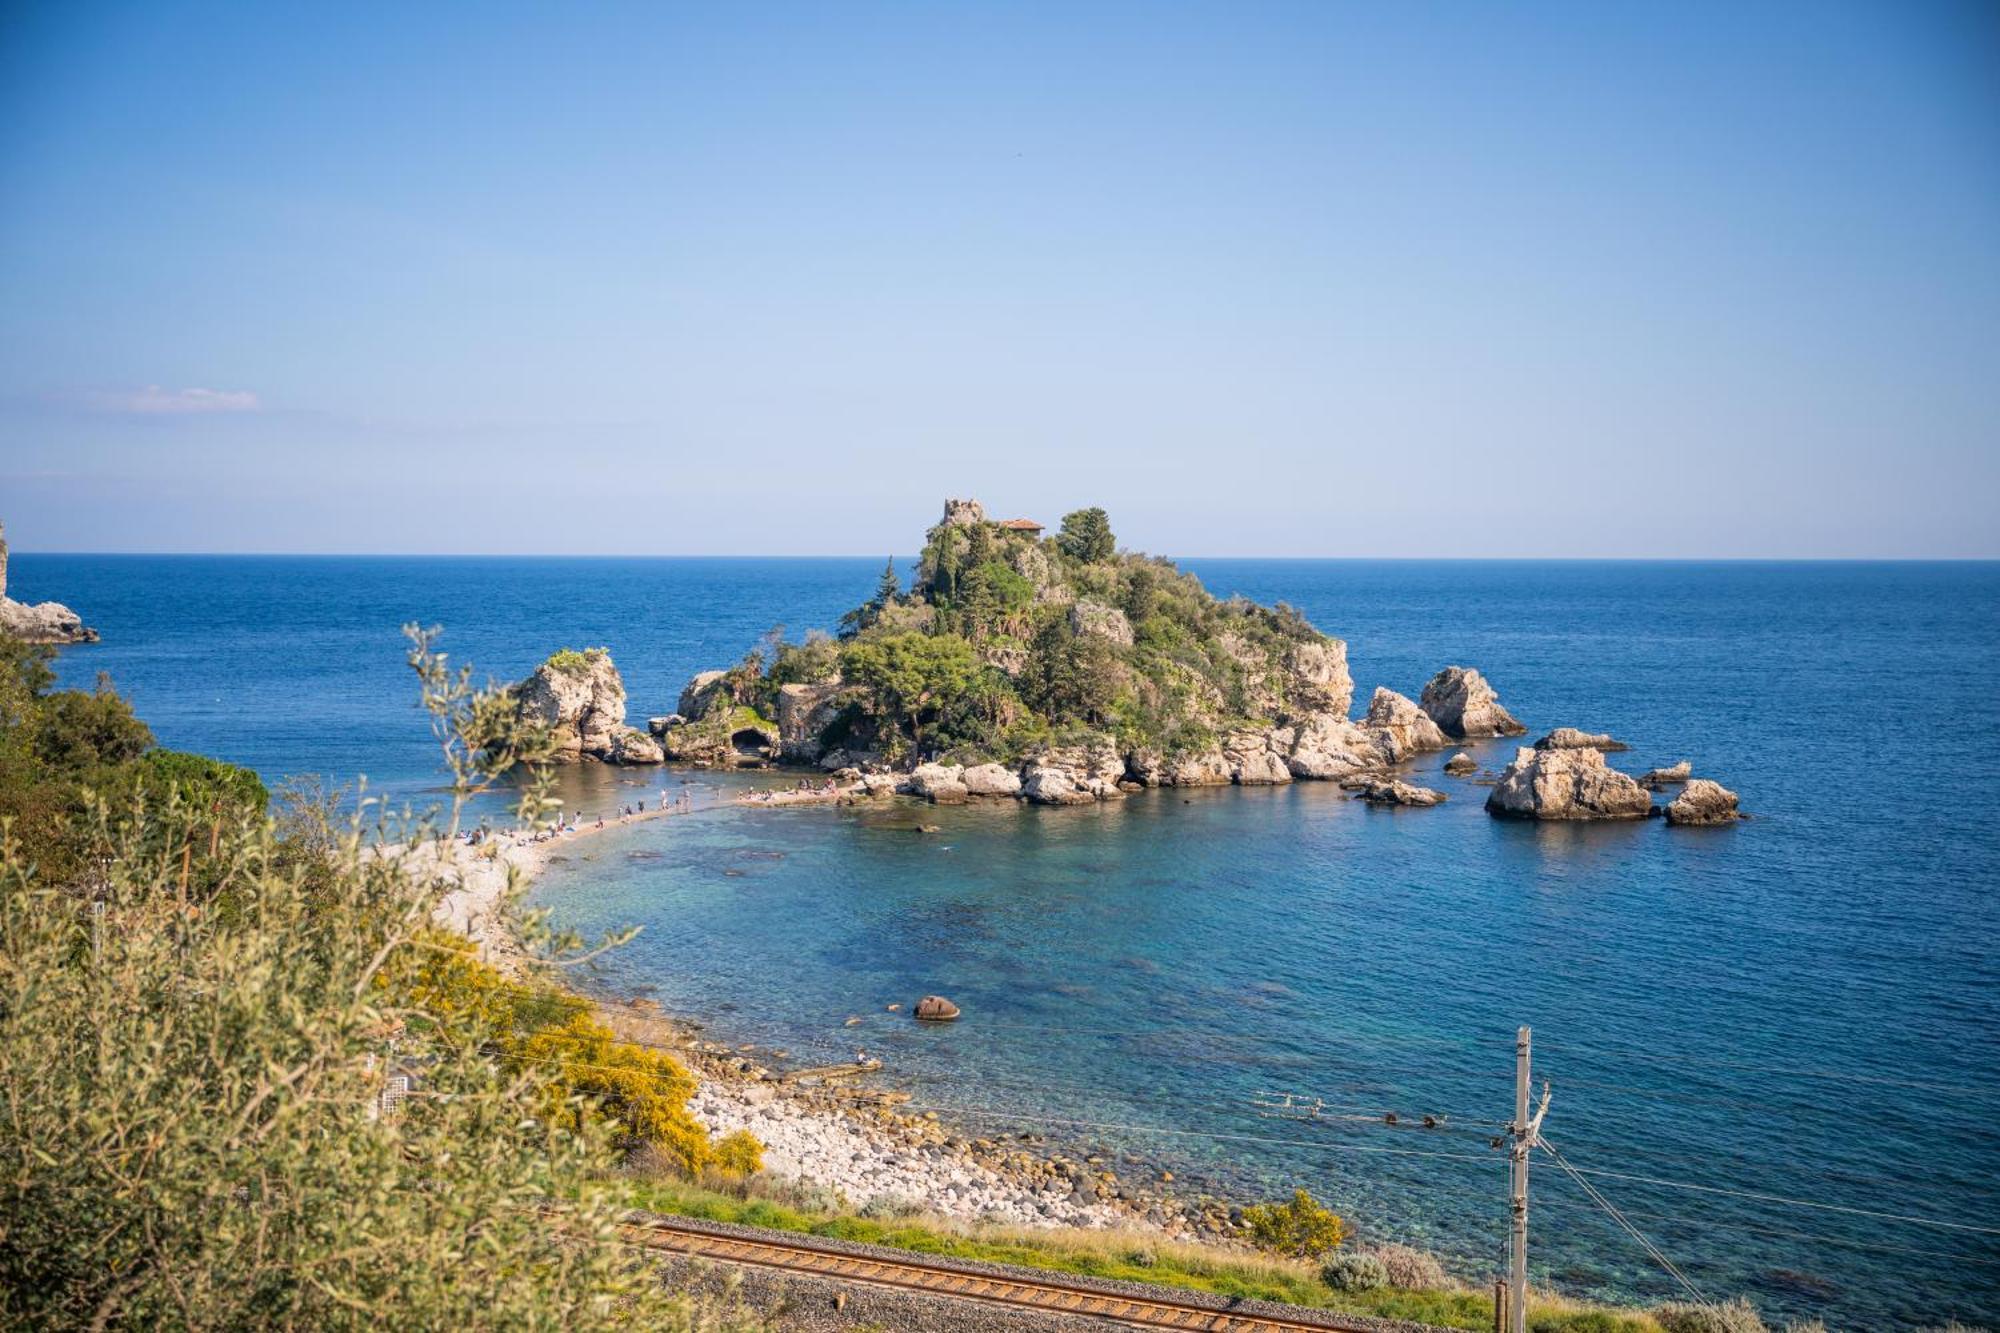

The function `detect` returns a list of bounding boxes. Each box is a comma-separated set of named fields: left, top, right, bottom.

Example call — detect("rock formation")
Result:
left=514, top=649, right=660, bottom=764
left=1484, top=746, right=1652, bottom=821
left=1665, top=778, right=1741, bottom=826
left=656, top=669, right=781, bottom=767
left=1443, top=751, right=1477, bottom=776
left=1419, top=666, right=1526, bottom=739
left=1641, top=760, right=1692, bottom=788
left=904, top=762, right=970, bottom=804
left=1533, top=727, right=1629, bottom=752
left=913, top=995, right=961, bottom=1021
left=962, top=762, right=1023, bottom=797
left=0, top=521, right=98, bottom=645
left=1362, top=687, right=1449, bottom=762
left=1352, top=778, right=1448, bottom=807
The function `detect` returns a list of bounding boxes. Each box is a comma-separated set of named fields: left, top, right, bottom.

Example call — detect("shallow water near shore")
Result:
left=25, top=552, right=2000, bottom=1329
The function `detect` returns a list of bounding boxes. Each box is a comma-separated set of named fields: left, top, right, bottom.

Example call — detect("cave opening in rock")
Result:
left=730, top=729, right=769, bottom=761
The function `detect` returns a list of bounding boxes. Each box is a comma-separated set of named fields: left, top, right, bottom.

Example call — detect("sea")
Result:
left=18, top=552, right=2000, bottom=1330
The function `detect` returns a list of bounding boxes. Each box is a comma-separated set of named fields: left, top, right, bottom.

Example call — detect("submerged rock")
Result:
left=1641, top=760, right=1693, bottom=788
left=1443, top=751, right=1478, bottom=776
left=1353, top=778, right=1448, bottom=808
left=1420, top=666, right=1527, bottom=739
left=1665, top=778, right=1742, bottom=826
left=1533, top=727, right=1629, bottom=752
left=1485, top=746, right=1651, bottom=821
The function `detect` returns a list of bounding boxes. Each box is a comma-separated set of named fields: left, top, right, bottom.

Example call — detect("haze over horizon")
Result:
left=3, top=2, right=1996, bottom=559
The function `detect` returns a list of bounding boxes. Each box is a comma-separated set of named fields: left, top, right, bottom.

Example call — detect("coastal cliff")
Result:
left=0, top=521, right=98, bottom=645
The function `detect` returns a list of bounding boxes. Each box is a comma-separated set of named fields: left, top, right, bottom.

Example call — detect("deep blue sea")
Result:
left=17, top=553, right=2000, bottom=1329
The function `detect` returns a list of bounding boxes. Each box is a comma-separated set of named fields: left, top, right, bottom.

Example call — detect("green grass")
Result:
left=618, top=1176, right=1661, bottom=1332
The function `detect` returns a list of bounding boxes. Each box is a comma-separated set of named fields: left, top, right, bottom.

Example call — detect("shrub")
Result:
left=1653, top=1298, right=1770, bottom=1333
left=544, top=646, right=608, bottom=674
left=136, top=748, right=270, bottom=811
left=1242, top=1188, right=1346, bottom=1259
left=1321, top=1251, right=1387, bottom=1292
left=1372, top=1241, right=1448, bottom=1289
left=712, top=1128, right=765, bottom=1176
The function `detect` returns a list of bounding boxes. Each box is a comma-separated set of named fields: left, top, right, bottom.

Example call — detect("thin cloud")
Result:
left=97, top=385, right=261, bottom=415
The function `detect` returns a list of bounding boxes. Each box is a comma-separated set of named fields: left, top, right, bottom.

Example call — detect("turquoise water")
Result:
left=20, top=553, right=2000, bottom=1328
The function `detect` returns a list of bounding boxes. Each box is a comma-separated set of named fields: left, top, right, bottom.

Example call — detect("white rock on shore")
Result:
left=688, top=1084, right=1128, bottom=1230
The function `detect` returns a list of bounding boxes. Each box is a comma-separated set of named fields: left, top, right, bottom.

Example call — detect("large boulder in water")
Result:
left=904, top=762, right=969, bottom=804
left=1665, top=778, right=1741, bottom=826
left=1361, top=687, right=1449, bottom=762
left=1420, top=666, right=1527, bottom=739
left=1641, top=760, right=1692, bottom=788
left=515, top=649, right=659, bottom=764
left=1485, top=746, right=1651, bottom=821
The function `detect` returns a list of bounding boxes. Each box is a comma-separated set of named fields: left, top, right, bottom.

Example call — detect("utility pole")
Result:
left=1507, top=1025, right=1551, bottom=1333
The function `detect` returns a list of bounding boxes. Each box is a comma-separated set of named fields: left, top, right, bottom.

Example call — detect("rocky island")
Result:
left=0, top=521, right=97, bottom=645
left=513, top=499, right=1742, bottom=823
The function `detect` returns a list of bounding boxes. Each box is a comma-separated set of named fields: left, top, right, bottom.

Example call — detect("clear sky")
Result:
left=2, top=1, right=1995, bottom=557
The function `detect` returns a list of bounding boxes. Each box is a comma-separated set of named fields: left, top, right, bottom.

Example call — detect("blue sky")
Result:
left=2, top=1, right=1995, bottom=556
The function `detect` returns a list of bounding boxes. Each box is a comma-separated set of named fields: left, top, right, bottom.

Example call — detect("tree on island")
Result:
left=840, top=556, right=903, bottom=637
left=1055, top=506, right=1115, bottom=563
left=838, top=630, right=978, bottom=754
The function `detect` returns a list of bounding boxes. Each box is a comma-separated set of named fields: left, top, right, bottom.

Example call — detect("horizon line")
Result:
left=10, top=550, right=2000, bottom=564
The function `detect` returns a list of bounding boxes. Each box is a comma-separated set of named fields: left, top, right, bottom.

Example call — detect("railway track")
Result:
left=615, top=1212, right=1403, bottom=1332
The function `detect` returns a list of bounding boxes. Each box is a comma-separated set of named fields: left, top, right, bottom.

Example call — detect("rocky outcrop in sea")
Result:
left=1419, top=666, right=1526, bottom=738
left=1485, top=745, right=1653, bottom=820
left=1665, top=778, right=1742, bottom=826
left=0, top=521, right=98, bottom=645
left=513, top=648, right=662, bottom=764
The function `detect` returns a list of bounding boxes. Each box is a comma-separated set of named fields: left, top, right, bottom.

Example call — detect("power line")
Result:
left=1532, top=1043, right=2000, bottom=1100
left=1551, top=1157, right=2000, bottom=1238
left=1538, top=1136, right=1710, bottom=1309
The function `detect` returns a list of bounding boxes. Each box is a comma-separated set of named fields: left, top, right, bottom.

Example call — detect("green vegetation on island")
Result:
left=678, top=498, right=1352, bottom=772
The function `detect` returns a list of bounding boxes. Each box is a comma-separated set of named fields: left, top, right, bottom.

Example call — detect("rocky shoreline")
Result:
left=417, top=808, right=1221, bottom=1242
left=0, top=520, right=97, bottom=645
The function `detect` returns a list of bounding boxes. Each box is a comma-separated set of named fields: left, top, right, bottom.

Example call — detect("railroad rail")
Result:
left=614, top=1212, right=1405, bottom=1332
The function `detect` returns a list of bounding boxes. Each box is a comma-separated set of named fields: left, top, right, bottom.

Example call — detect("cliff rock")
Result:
left=776, top=682, right=846, bottom=763
left=1485, top=746, right=1651, bottom=821
left=1665, top=778, right=1741, bottom=826
left=515, top=649, right=659, bottom=765
left=0, top=521, right=98, bottom=645
left=1419, top=666, right=1527, bottom=739
left=1283, top=714, right=1382, bottom=781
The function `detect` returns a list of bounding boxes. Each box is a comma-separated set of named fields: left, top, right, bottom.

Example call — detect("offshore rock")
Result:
left=1443, top=751, right=1478, bottom=776
left=0, top=521, right=98, bottom=644
left=1641, top=760, right=1693, bottom=788
left=913, top=995, right=961, bottom=1021
left=1485, top=746, right=1651, bottom=821
left=1665, top=778, right=1742, bottom=826
left=1362, top=687, right=1449, bottom=762
left=515, top=649, right=659, bottom=764
left=1533, top=727, right=1629, bottom=752
left=1419, top=666, right=1527, bottom=739
left=1352, top=778, right=1448, bottom=808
